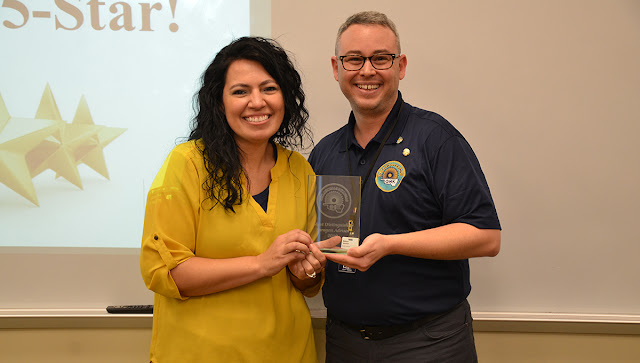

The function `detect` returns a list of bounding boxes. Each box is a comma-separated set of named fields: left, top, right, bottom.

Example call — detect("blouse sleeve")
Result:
left=140, top=144, right=201, bottom=300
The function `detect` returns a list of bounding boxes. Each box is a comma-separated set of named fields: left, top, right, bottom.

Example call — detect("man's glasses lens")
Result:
left=340, top=54, right=397, bottom=71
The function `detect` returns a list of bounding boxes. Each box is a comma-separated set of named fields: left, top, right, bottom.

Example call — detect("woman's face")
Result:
left=222, top=59, right=285, bottom=148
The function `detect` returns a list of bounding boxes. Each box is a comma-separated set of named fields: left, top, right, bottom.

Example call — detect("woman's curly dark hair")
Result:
left=189, top=36, right=311, bottom=212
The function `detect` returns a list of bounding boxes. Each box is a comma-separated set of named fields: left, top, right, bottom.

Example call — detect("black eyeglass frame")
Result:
left=338, top=54, right=400, bottom=71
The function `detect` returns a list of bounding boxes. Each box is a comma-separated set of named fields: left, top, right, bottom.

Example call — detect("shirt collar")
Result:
left=341, top=91, right=407, bottom=152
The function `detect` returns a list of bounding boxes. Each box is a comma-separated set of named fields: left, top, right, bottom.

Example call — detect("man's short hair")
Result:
left=335, top=11, right=401, bottom=55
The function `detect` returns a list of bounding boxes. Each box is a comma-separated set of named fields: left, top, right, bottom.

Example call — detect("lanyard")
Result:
left=346, top=103, right=404, bottom=191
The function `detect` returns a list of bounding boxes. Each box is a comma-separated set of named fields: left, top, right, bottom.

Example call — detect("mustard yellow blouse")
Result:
left=140, top=141, right=319, bottom=362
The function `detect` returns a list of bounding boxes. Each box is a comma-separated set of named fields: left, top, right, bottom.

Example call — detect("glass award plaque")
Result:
left=308, top=175, right=361, bottom=254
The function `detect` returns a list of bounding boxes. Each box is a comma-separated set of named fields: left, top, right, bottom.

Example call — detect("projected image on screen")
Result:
left=0, top=84, right=126, bottom=206
left=0, top=0, right=252, bottom=248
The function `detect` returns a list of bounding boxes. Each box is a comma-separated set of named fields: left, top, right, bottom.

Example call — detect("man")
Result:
left=308, top=11, right=502, bottom=362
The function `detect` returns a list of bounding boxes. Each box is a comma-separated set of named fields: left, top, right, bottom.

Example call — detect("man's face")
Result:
left=332, top=24, right=406, bottom=119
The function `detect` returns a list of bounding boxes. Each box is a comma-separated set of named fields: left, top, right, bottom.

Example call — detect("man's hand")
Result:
left=323, top=233, right=388, bottom=272
left=314, top=235, right=342, bottom=251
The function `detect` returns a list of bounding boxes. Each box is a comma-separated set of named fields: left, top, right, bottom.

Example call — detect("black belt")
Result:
left=330, top=310, right=447, bottom=341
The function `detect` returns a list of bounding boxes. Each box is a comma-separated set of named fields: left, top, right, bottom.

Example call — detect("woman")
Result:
left=140, top=37, right=333, bottom=362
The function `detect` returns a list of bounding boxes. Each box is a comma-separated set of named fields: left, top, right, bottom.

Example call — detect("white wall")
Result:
left=271, top=0, right=640, bottom=317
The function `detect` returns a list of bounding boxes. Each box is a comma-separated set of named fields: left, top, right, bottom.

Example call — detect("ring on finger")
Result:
left=305, top=271, right=317, bottom=279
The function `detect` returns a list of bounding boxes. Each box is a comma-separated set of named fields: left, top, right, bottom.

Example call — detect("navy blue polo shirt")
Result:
left=308, top=92, right=501, bottom=326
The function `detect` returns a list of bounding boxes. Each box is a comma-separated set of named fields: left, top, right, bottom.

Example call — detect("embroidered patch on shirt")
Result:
left=375, top=161, right=406, bottom=192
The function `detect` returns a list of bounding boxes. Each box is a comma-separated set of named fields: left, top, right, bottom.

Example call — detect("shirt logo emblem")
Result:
left=375, top=161, right=406, bottom=192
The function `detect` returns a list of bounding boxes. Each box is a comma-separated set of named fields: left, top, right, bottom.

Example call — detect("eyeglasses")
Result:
left=338, top=54, right=399, bottom=71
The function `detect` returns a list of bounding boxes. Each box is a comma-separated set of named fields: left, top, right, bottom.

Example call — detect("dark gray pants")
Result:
left=325, top=300, right=478, bottom=363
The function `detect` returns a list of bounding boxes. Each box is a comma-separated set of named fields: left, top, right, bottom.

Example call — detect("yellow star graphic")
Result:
left=0, top=92, right=60, bottom=206
left=70, top=95, right=126, bottom=180
left=27, top=84, right=88, bottom=188
left=27, top=85, right=126, bottom=188
left=0, top=84, right=126, bottom=206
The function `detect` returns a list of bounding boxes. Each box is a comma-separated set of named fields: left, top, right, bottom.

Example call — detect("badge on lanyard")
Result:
left=338, top=264, right=356, bottom=273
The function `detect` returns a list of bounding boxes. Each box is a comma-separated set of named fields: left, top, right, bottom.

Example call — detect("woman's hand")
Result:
left=170, top=230, right=315, bottom=297
left=288, top=243, right=323, bottom=280
left=287, top=236, right=341, bottom=293
left=257, top=229, right=313, bottom=277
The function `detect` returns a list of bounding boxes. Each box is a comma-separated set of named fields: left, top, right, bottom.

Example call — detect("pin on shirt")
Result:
left=396, top=137, right=410, bottom=156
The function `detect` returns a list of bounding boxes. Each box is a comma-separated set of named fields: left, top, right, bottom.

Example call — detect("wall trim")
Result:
left=2, top=309, right=639, bottom=334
